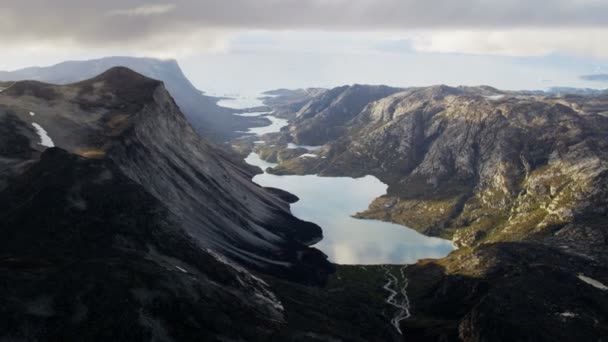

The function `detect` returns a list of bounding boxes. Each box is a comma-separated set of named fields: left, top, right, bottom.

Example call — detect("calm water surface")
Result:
left=245, top=153, right=454, bottom=264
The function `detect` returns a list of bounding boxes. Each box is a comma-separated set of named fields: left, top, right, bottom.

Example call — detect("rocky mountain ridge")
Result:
left=0, top=67, right=334, bottom=340
left=0, top=56, right=266, bottom=142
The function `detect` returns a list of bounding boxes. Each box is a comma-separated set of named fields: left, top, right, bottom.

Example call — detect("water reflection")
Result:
left=247, top=116, right=289, bottom=135
left=245, top=152, right=454, bottom=265
left=234, top=111, right=272, bottom=117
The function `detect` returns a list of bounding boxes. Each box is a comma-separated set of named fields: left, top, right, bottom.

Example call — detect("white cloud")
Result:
left=0, top=1, right=607, bottom=59
left=409, top=29, right=608, bottom=58
left=108, top=4, right=176, bottom=17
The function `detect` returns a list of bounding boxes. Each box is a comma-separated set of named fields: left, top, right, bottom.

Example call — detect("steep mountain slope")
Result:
left=284, top=84, right=403, bottom=145
left=0, top=148, right=287, bottom=340
left=0, top=56, right=258, bottom=142
left=0, top=67, right=332, bottom=281
left=0, top=67, right=340, bottom=339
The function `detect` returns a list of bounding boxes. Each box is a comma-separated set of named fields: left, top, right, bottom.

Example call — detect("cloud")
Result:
left=108, top=4, right=176, bottom=17
left=581, top=74, right=608, bottom=82
left=409, top=29, right=608, bottom=58
left=0, top=0, right=607, bottom=58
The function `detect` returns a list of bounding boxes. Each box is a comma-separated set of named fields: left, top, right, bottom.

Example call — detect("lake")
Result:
left=222, top=95, right=455, bottom=264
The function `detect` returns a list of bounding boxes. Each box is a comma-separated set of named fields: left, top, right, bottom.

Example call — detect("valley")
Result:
left=2, top=1, right=608, bottom=340
left=0, top=60, right=606, bottom=341
left=225, top=85, right=608, bottom=340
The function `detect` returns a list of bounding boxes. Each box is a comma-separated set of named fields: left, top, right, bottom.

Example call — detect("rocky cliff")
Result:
left=284, top=84, right=402, bottom=145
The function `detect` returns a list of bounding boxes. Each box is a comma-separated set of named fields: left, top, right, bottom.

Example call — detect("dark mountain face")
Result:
left=0, top=67, right=334, bottom=339
left=0, top=56, right=258, bottom=142
left=0, top=148, right=286, bottom=340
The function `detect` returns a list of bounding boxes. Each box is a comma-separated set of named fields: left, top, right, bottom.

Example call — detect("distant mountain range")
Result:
left=0, top=57, right=260, bottom=142
left=581, top=74, right=608, bottom=82
left=545, top=86, right=608, bottom=96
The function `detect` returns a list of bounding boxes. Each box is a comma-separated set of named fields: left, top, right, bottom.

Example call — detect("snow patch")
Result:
left=577, top=273, right=608, bottom=290
left=560, top=312, right=577, bottom=318
left=31, top=123, right=55, bottom=147
left=484, top=94, right=505, bottom=101
left=299, top=153, right=318, bottom=159
left=29, top=111, right=35, bottom=116
left=174, top=266, right=188, bottom=273
left=205, top=248, right=284, bottom=313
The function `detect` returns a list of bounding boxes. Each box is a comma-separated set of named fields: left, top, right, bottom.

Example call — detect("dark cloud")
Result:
left=0, top=0, right=606, bottom=49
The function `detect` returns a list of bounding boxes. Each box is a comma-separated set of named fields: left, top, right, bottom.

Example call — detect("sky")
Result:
left=1, top=0, right=608, bottom=93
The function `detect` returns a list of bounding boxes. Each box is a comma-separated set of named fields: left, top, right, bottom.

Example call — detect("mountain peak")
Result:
left=425, top=84, right=462, bottom=97
left=0, top=56, right=248, bottom=142
left=80, top=66, right=162, bottom=89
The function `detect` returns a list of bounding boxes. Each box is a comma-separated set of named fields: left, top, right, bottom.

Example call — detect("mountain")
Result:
left=0, top=67, right=334, bottom=340
left=0, top=56, right=260, bottom=142
left=264, top=85, right=608, bottom=246
left=260, top=88, right=328, bottom=115
left=283, top=84, right=403, bottom=145
left=251, top=84, right=608, bottom=339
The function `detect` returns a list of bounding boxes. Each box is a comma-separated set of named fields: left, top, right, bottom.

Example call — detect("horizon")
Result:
left=2, top=54, right=607, bottom=95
